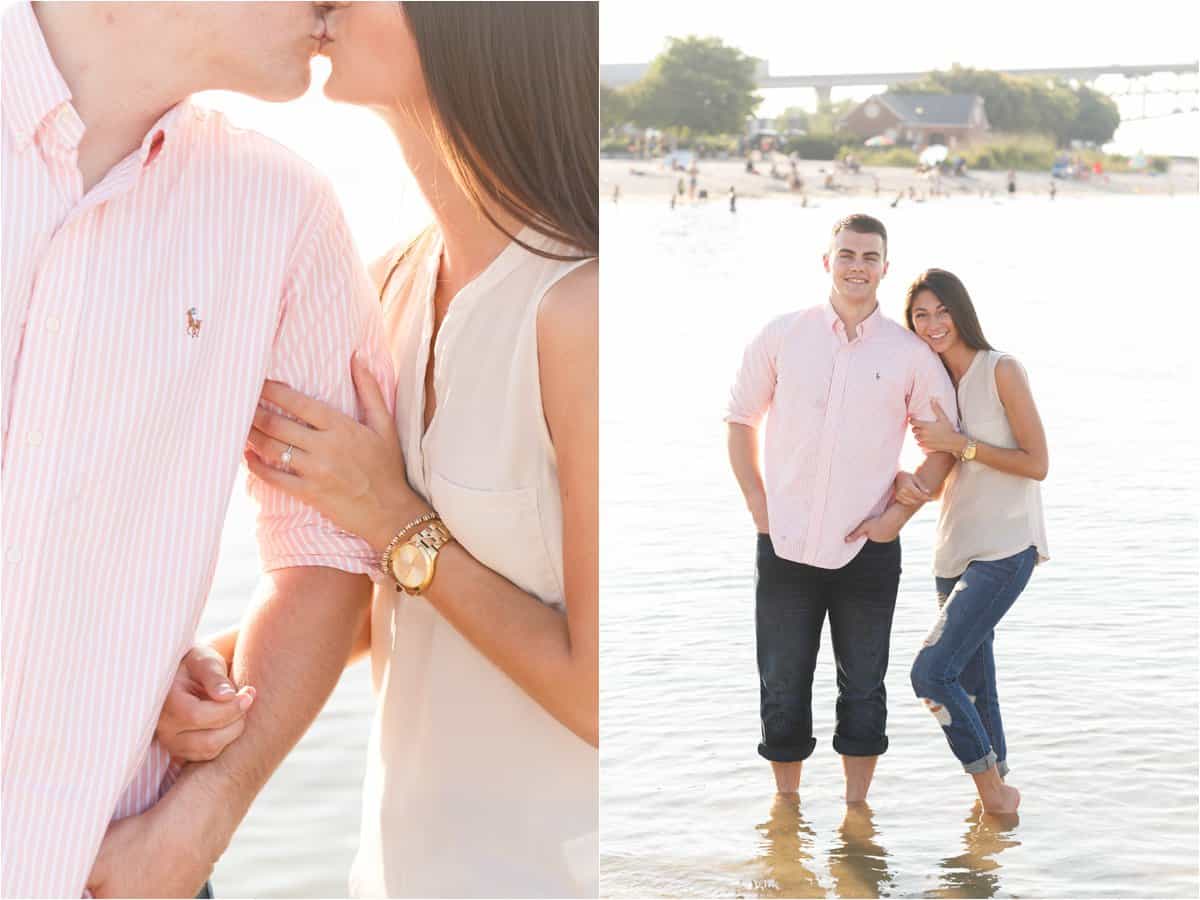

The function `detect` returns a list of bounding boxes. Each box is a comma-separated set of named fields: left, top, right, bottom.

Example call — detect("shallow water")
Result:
left=599, top=193, right=1199, bottom=898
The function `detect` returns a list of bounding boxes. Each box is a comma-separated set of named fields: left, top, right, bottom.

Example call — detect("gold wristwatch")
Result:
left=386, top=519, right=453, bottom=594
left=960, top=438, right=978, bottom=462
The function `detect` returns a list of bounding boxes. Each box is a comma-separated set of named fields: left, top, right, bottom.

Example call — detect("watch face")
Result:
left=392, top=543, right=431, bottom=589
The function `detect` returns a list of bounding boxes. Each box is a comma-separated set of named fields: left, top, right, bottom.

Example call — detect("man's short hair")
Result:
left=831, top=213, right=887, bottom=256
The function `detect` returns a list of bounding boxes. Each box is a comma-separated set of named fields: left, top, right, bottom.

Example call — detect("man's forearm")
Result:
left=205, top=610, right=371, bottom=672
left=880, top=498, right=922, bottom=533
left=915, top=450, right=957, bottom=496
left=728, top=423, right=767, bottom=516
left=163, top=567, right=372, bottom=860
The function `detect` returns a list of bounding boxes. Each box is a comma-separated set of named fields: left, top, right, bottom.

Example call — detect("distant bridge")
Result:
left=601, top=61, right=1199, bottom=113
left=755, top=62, right=1198, bottom=90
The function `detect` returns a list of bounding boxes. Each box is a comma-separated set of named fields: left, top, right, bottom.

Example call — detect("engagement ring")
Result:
left=280, top=444, right=294, bottom=471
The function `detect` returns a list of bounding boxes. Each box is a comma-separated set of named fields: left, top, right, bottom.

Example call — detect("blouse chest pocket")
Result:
left=962, top=413, right=1015, bottom=448
left=428, top=471, right=562, bottom=607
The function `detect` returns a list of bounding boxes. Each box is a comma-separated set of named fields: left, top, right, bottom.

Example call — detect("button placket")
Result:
left=807, top=346, right=851, bottom=555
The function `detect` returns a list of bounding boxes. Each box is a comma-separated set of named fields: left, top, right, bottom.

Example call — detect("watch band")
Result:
left=393, top=520, right=454, bottom=594
left=379, top=510, right=438, bottom=579
left=410, top=520, right=452, bottom=555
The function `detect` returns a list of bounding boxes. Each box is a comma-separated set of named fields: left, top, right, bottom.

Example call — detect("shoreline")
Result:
left=601, top=157, right=1198, bottom=203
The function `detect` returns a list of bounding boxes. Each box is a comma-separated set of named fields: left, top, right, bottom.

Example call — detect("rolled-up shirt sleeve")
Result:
left=251, top=179, right=397, bottom=575
left=725, top=315, right=786, bottom=427
left=908, top=343, right=960, bottom=450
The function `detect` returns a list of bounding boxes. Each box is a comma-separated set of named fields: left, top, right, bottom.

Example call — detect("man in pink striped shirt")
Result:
left=726, top=214, right=958, bottom=805
left=1, top=3, right=395, bottom=896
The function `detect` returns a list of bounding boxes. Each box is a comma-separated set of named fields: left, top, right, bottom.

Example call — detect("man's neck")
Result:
left=34, top=4, right=195, bottom=189
left=829, top=291, right=879, bottom=340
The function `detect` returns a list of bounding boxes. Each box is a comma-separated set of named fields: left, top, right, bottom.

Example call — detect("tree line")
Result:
left=602, top=37, right=1122, bottom=147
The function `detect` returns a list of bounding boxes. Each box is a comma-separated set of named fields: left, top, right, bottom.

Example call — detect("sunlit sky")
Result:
left=600, top=0, right=1198, bottom=73
left=193, top=2, right=1196, bottom=188
left=600, top=0, right=1199, bottom=155
left=197, top=59, right=429, bottom=263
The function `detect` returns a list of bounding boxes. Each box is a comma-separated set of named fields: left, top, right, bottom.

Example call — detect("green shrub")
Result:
left=838, top=145, right=920, bottom=168
left=687, top=133, right=741, bottom=156
left=600, top=137, right=634, bottom=156
left=960, top=134, right=1057, bottom=171
left=781, top=134, right=851, bottom=160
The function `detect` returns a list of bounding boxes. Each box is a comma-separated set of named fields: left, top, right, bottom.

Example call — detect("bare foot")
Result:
left=981, top=784, right=1020, bottom=815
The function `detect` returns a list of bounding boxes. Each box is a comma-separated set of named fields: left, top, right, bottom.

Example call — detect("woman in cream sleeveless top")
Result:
left=184, top=4, right=600, bottom=896
left=899, top=269, right=1048, bottom=817
left=344, top=227, right=598, bottom=897
left=932, top=349, right=1049, bottom=577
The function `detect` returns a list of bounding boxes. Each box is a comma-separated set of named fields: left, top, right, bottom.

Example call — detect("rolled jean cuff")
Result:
left=963, top=749, right=998, bottom=775
left=997, top=759, right=1009, bottom=778
left=758, top=737, right=817, bottom=763
left=832, top=734, right=889, bottom=757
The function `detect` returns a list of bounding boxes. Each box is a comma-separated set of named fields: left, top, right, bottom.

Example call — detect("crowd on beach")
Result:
left=605, top=150, right=1194, bottom=209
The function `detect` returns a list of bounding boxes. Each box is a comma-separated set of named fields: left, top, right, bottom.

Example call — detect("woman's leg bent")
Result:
left=910, top=550, right=1034, bottom=773
left=961, top=632, right=1008, bottom=775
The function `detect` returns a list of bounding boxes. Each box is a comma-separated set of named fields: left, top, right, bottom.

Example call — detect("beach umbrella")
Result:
left=864, top=135, right=895, bottom=147
left=920, top=144, right=949, bottom=166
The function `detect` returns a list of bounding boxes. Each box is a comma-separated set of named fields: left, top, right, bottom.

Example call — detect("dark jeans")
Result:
left=910, top=546, right=1037, bottom=774
left=196, top=882, right=214, bottom=899
left=755, top=534, right=901, bottom=762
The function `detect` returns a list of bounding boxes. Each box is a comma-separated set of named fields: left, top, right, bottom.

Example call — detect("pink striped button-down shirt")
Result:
left=726, top=302, right=956, bottom=569
left=1, top=3, right=395, bottom=896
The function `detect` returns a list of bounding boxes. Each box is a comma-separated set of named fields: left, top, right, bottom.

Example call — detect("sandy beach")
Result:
left=602, top=156, right=1198, bottom=204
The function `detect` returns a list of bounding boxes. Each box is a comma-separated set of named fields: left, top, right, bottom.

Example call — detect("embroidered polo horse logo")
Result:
left=186, top=307, right=202, bottom=338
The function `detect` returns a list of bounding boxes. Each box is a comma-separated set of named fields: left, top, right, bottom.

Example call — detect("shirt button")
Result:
left=27, top=431, right=43, bottom=447
left=6, top=546, right=21, bottom=564
left=46, top=316, right=61, bottom=333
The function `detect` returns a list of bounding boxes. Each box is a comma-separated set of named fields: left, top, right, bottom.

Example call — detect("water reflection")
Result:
left=930, top=801, right=1021, bottom=898
left=751, top=794, right=825, bottom=898
left=828, top=802, right=894, bottom=899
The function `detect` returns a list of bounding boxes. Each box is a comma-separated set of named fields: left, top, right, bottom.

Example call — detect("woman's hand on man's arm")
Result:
left=156, top=641, right=254, bottom=763
left=157, top=607, right=373, bottom=764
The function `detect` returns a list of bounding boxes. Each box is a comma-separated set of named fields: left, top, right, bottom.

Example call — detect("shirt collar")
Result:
left=2, top=0, right=194, bottom=171
left=135, top=102, right=191, bottom=167
left=824, top=300, right=882, bottom=341
left=2, top=1, right=72, bottom=151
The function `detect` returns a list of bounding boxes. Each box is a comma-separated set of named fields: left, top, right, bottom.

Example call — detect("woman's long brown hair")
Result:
left=400, top=1, right=598, bottom=263
left=903, top=268, right=995, bottom=352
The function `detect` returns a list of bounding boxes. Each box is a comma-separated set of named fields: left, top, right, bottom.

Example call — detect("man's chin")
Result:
left=246, top=67, right=315, bottom=103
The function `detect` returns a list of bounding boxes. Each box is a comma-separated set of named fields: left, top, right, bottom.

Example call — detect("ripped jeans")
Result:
left=910, top=546, right=1037, bottom=775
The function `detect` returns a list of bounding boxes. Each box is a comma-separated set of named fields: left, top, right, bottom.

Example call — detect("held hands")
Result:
left=909, top=399, right=967, bottom=456
left=158, top=644, right=254, bottom=763
left=893, top=470, right=932, bottom=506
left=245, top=353, right=426, bottom=550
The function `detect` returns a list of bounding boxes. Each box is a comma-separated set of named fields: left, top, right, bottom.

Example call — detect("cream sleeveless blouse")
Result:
left=349, top=227, right=598, bottom=898
left=933, top=350, right=1050, bottom=578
